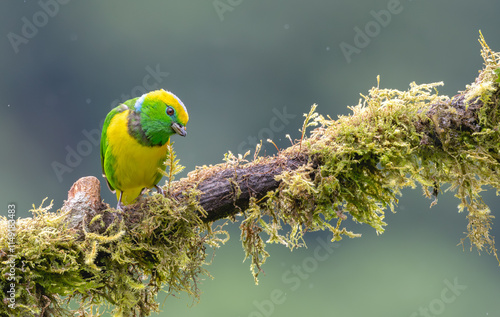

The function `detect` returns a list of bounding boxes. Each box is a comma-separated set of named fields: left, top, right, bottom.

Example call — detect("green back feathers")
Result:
left=100, top=104, right=129, bottom=192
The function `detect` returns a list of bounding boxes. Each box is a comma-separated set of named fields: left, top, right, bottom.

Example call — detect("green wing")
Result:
left=100, top=103, right=130, bottom=193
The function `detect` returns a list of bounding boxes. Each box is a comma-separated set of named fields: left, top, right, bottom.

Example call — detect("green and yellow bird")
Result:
left=100, top=89, right=189, bottom=209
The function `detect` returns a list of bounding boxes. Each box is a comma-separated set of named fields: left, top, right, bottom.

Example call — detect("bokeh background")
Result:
left=1, top=0, right=500, bottom=316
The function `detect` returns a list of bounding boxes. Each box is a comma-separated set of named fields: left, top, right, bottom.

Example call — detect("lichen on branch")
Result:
left=1, top=33, right=500, bottom=317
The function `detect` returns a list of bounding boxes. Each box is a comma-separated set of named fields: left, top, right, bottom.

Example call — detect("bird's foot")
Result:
left=114, top=202, right=124, bottom=222
left=116, top=201, right=125, bottom=211
left=116, top=191, right=125, bottom=212
left=155, top=185, right=167, bottom=197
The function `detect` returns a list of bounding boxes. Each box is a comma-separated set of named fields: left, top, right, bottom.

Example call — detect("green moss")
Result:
left=235, top=33, right=500, bottom=283
left=0, top=157, right=228, bottom=317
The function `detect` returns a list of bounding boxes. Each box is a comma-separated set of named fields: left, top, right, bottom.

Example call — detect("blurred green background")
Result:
left=1, top=0, right=500, bottom=316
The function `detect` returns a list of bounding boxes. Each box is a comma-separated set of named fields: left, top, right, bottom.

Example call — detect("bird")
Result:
left=100, top=89, right=189, bottom=210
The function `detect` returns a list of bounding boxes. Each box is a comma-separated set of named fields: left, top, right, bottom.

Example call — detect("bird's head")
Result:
left=134, top=89, right=189, bottom=145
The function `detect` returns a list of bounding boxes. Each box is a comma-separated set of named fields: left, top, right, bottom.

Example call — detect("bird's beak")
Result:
left=171, top=122, right=187, bottom=137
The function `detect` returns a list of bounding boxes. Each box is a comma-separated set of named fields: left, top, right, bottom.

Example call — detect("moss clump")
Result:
left=235, top=32, right=500, bottom=281
left=0, top=170, right=228, bottom=316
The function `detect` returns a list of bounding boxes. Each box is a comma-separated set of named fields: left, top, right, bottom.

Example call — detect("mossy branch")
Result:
left=2, top=34, right=500, bottom=316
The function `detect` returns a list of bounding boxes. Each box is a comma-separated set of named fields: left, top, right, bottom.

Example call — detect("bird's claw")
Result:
left=114, top=201, right=124, bottom=222
left=155, top=185, right=167, bottom=197
left=116, top=201, right=125, bottom=211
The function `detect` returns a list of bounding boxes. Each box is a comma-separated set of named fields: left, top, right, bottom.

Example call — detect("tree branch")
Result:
left=63, top=90, right=484, bottom=226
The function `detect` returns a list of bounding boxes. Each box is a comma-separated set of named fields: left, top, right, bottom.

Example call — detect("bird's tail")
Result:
left=116, top=187, right=143, bottom=206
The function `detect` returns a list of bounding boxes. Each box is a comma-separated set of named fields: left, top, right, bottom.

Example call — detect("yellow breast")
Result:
left=106, top=110, right=168, bottom=191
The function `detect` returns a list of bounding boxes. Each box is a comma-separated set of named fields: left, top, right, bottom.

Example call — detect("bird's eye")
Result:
left=166, top=107, right=175, bottom=116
